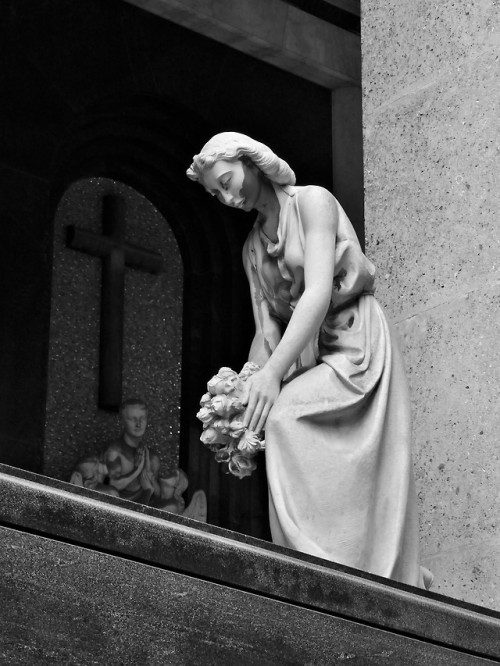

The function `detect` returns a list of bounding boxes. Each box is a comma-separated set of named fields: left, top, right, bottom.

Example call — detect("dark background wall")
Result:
left=0, top=0, right=332, bottom=535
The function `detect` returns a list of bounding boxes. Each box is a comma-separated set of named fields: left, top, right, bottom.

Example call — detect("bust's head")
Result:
left=120, top=398, right=148, bottom=441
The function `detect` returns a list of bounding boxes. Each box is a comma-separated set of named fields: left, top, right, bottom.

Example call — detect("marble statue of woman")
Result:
left=187, top=132, right=432, bottom=588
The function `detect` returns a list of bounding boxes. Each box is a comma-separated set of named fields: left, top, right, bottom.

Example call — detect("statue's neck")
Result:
left=255, top=178, right=280, bottom=220
left=123, top=432, right=142, bottom=448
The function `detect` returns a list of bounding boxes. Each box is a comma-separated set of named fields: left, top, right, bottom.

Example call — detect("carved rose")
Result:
left=211, top=394, right=242, bottom=417
left=205, top=437, right=232, bottom=452
left=228, top=453, right=257, bottom=479
left=200, top=426, right=224, bottom=445
left=207, top=367, right=242, bottom=395
left=212, top=418, right=233, bottom=435
left=228, top=417, right=246, bottom=439
left=214, top=446, right=234, bottom=463
left=198, top=365, right=265, bottom=478
left=230, top=396, right=244, bottom=412
left=200, top=392, right=212, bottom=407
left=237, top=430, right=264, bottom=456
left=239, top=361, right=260, bottom=380
left=196, top=406, right=214, bottom=425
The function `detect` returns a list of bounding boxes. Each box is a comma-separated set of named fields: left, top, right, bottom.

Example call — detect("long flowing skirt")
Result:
left=265, top=294, right=431, bottom=588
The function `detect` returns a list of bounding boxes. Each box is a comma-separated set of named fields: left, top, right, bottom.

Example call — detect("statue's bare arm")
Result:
left=243, top=187, right=338, bottom=433
left=242, top=244, right=282, bottom=368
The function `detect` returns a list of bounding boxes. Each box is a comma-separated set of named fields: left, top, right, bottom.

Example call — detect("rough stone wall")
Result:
left=362, top=1, right=500, bottom=609
left=45, top=178, right=183, bottom=482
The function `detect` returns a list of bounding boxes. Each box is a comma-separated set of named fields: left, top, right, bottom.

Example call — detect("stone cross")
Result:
left=66, top=194, right=163, bottom=410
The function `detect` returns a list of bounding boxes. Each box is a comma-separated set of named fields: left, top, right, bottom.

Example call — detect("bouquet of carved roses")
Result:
left=196, top=363, right=265, bottom=479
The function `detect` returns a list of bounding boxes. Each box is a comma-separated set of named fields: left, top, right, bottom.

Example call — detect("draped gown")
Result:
left=243, top=184, right=431, bottom=588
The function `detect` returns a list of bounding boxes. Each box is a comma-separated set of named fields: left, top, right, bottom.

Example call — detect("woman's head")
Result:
left=186, top=132, right=296, bottom=186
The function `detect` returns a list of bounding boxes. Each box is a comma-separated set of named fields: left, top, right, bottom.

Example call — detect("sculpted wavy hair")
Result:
left=186, top=131, right=296, bottom=186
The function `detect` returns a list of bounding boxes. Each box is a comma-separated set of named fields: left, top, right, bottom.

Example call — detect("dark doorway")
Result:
left=0, top=0, right=334, bottom=541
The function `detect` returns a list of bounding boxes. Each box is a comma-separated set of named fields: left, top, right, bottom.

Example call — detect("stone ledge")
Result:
left=0, top=464, right=499, bottom=660
left=123, top=0, right=361, bottom=88
left=2, top=526, right=493, bottom=665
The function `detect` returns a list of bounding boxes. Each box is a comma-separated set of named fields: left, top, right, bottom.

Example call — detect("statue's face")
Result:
left=122, top=405, right=148, bottom=439
left=200, top=159, right=260, bottom=211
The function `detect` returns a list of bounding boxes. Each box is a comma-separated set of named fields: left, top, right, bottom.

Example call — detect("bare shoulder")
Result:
left=296, top=185, right=335, bottom=207
left=295, top=185, right=338, bottom=231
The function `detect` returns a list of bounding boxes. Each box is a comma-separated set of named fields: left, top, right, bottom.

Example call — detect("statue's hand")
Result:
left=143, top=446, right=153, bottom=473
left=139, top=468, right=154, bottom=491
left=242, top=367, right=281, bottom=433
left=134, top=446, right=146, bottom=472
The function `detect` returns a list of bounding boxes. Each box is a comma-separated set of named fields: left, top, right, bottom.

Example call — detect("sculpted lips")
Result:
left=235, top=187, right=246, bottom=209
left=238, top=183, right=249, bottom=209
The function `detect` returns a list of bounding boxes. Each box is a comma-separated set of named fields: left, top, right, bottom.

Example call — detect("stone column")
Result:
left=361, top=1, right=500, bottom=610
left=332, top=86, right=365, bottom=243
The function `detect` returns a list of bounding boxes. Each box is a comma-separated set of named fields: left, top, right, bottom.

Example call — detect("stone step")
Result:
left=1, top=463, right=499, bottom=664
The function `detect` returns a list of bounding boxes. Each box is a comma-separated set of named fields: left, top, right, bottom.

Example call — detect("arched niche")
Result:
left=47, top=177, right=183, bottom=480
left=48, top=94, right=270, bottom=539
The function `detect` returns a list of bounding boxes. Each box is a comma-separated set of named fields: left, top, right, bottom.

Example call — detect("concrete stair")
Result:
left=1, top=464, right=499, bottom=664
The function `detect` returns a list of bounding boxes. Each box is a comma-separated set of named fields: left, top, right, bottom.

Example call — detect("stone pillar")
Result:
left=331, top=86, right=365, bottom=243
left=362, top=1, right=500, bottom=610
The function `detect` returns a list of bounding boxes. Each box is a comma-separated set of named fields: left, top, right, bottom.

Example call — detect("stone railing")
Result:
left=1, top=463, right=499, bottom=663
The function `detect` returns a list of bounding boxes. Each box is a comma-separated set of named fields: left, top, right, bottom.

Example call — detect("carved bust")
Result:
left=67, top=397, right=209, bottom=521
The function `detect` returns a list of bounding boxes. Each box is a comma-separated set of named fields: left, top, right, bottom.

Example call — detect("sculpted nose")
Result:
left=221, top=190, right=235, bottom=206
